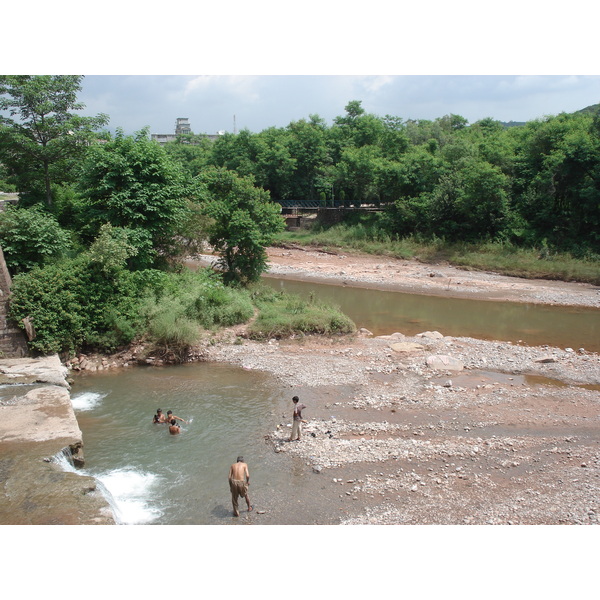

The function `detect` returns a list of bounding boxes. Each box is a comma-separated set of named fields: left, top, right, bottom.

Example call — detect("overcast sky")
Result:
left=78, top=75, right=600, bottom=136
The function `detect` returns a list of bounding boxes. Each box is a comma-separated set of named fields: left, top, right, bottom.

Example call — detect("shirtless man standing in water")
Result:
left=228, top=456, right=252, bottom=517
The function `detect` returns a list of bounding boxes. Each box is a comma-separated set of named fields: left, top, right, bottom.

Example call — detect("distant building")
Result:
left=151, top=118, right=224, bottom=144
left=175, top=117, right=191, bottom=135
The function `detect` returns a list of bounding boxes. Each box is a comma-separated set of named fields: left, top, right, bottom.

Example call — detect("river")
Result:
left=70, top=362, right=342, bottom=525
left=263, top=277, right=600, bottom=352
left=68, top=276, right=599, bottom=524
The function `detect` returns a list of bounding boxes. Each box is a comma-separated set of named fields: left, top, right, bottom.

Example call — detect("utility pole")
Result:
left=233, top=114, right=237, bottom=135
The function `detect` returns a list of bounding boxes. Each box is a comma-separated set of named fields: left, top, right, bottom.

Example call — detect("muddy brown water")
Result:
left=264, top=277, right=600, bottom=352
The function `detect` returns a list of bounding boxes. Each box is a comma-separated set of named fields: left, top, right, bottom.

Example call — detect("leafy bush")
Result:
left=0, top=205, right=72, bottom=273
left=8, top=253, right=156, bottom=354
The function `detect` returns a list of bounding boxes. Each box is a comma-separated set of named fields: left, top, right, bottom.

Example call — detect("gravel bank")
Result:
left=205, top=329, right=600, bottom=525
left=197, top=247, right=600, bottom=525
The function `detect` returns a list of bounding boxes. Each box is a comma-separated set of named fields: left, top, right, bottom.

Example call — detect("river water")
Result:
left=70, top=362, right=340, bottom=525
left=264, top=277, right=600, bottom=352
left=67, top=276, right=600, bottom=524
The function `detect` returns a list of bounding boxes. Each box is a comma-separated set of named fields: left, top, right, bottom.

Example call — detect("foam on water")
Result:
left=97, top=468, right=162, bottom=525
left=52, top=451, right=161, bottom=524
left=71, top=391, right=106, bottom=412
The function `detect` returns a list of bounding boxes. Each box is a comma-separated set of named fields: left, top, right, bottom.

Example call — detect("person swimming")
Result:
left=166, top=410, right=187, bottom=424
left=153, top=408, right=167, bottom=424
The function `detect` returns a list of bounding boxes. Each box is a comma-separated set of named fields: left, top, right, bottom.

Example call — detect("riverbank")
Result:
left=6, top=247, right=600, bottom=525
left=262, top=245, right=600, bottom=308
left=200, top=247, right=600, bottom=524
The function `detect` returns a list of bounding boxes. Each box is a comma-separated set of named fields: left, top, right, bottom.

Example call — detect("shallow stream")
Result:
left=264, top=277, right=600, bottom=352
left=69, top=363, right=340, bottom=525
left=66, top=277, right=599, bottom=524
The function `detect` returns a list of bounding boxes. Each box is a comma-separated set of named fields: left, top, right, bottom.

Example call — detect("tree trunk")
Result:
left=43, top=160, right=52, bottom=206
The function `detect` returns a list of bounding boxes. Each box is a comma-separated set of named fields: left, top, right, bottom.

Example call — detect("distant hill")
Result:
left=497, top=104, right=599, bottom=129
left=575, top=103, right=600, bottom=116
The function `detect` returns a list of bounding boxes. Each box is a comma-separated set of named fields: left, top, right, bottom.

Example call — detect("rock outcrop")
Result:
left=0, top=355, right=115, bottom=524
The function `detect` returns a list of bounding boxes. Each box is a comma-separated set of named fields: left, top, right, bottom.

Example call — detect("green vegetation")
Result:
left=2, top=76, right=599, bottom=358
left=197, top=167, right=284, bottom=284
left=247, top=285, right=355, bottom=339
left=163, top=101, right=600, bottom=258
left=0, top=75, right=109, bottom=206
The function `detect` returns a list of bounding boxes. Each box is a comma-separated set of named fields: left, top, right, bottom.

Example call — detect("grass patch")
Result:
left=247, top=284, right=356, bottom=339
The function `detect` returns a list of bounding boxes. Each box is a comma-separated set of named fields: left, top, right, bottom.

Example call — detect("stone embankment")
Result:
left=0, top=355, right=115, bottom=524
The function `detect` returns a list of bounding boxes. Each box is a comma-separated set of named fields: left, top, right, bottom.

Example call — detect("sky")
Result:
left=78, top=74, right=600, bottom=136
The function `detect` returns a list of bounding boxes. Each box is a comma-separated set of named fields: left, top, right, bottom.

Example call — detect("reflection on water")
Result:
left=264, top=277, right=600, bottom=352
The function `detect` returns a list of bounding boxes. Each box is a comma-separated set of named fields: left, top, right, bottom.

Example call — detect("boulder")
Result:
left=390, top=342, right=425, bottom=353
left=426, top=354, right=464, bottom=371
left=417, top=331, right=444, bottom=340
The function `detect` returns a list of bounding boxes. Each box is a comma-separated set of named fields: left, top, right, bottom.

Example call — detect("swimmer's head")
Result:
left=237, top=456, right=244, bottom=462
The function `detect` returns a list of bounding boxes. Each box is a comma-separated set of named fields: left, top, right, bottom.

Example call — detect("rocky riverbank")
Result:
left=202, top=247, right=600, bottom=524
left=6, top=247, right=600, bottom=525
left=0, top=355, right=115, bottom=524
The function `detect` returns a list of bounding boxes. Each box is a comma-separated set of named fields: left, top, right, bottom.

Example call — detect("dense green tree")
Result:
left=210, top=129, right=260, bottom=179
left=196, top=167, right=285, bottom=284
left=0, top=75, right=108, bottom=206
left=164, top=134, right=214, bottom=177
left=252, top=127, right=296, bottom=200
left=286, top=116, right=331, bottom=201
left=511, top=112, right=600, bottom=251
left=76, top=128, right=190, bottom=268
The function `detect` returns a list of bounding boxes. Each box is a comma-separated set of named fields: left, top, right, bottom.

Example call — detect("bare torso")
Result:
left=229, top=462, right=249, bottom=481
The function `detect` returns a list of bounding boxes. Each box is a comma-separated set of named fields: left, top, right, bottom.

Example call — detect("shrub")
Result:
left=247, top=285, right=355, bottom=339
left=0, top=205, right=72, bottom=274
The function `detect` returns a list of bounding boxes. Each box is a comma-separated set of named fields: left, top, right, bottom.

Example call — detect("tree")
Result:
left=0, top=75, right=108, bottom=206
left=196, top=167, right=285, bottom=285
left=77, top=128, right=189, bottom=269
left=286, top=116, right=330, bottom=201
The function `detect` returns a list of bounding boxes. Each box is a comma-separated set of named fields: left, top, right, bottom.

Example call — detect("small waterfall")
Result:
left=51, top=446, right=78, bottom=472
left=51, top=447, right=123, bottom=524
